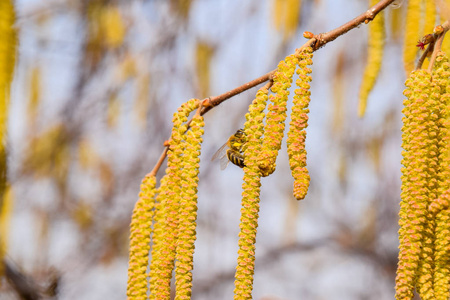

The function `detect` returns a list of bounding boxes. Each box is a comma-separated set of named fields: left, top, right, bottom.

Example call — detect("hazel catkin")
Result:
left=396, top=69, right=438, bottom=300
left=127, top=174, right=157, bottom=300
left=149, top=99, right=200, bottom=300
left=233, top=85, right=268, bottom=299
left=287, top=47, right=313, bottom=200
left=174, top=113, right=205, bottom=300
left=258, top=54, right=298, bottom=176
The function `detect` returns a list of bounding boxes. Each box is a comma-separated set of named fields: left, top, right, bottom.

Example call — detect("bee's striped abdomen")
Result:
left=226, top=149, right=245, bottom=168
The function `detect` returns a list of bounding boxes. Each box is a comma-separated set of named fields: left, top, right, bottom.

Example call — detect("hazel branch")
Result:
left=415, top=21, right=450, bottom=70
left=150, top=0, right=398, bottom=177
left=428, top=21, right=450, bottom=71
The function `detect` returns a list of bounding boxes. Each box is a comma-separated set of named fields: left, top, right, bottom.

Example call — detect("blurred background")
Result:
left=3, top=0, right=407, bottom=299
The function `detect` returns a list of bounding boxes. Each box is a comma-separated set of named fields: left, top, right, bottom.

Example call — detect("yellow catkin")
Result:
left=416, top=67, right=441, bottom=300
left=396, top=69, right=436, bottom=300
left=127, top=174, right=157, bottom=300
left=287, top=47, right=313, bottom=200
left=272, top=0, right=284, bottom=30
left=107, top=94, right=121, bottom=128
left=149, top=99, right=199, bottom=300
left=284, top=0, right=301, bottom=39
left=423, top=0, right=436, bottom=36
left=28, top=67, right=41, bottom=119
left=440, top=0, right=450, bottom=56
left=233, top=85, right=268, bottom=300
left=149, top=175, right=170, bottom=299
left=390, top=3, right=402, bottom=40
left=0, top=185, right=12, bottom=275
left=403, top=0, right=421, bottom=74
left=174, top=113, right=205, bottom=300
left=100, top=5, right=126, bottom=49
left=0, top=0, right=16, bottom=145
left=272, top=0, right=302, bottom=40
left=358, top=0, right=384, bottom=117
left=259, top=54, right=298, bottom=176
left=195, top=41, right=214, bottom=99
left=430, top=52, right=450, bottom=300
left=0, top=0, right=16, bottom=241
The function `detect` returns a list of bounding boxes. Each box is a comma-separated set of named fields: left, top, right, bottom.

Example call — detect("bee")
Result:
left=211, top=129, right=246, bottom=170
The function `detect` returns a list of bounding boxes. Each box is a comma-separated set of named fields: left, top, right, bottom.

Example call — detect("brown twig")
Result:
left=149, top=147, right=169, bottom=177
left=3, top=258, right=41, bottom=300
left=310, top=0, right=395, bottom=50
left=415, top=21, right=450, bottom=71
left=417, top=41, right=435, bottom=70
left=150, top=0, right=397, bottom=177
left=428, top=21, right=450, bottom=72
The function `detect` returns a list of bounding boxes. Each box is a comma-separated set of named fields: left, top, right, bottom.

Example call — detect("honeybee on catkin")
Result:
left=211, top=129, right=246, bottom=169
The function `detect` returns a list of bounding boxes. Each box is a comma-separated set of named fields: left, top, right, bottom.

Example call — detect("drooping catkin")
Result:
left=174, top=113, right=205, bottom=300
left=415, top=70, right=440, bottom=300
left=396, top=69, right=438, bottom=300
left=423, top=0, right=436, bottom=37
left=127, top=174, right=157, bottom=300
left=233, top=85, right=268, bottom=300
left=149, top=99, right=200, bottom=300
left=403, top=0, right=421, bottom=74
left=0, top=0, right=15, bottom=273
left=287, top=47, right=313, bottom=200
left=0, top=0, right=16, bottom=144
left=259, top=54, right=298, bottom=176
left=429, top=52, right=450, bottom=300
left=358, top=0, right=384, bottom=117
left=272, top=0, right=302, bottom=40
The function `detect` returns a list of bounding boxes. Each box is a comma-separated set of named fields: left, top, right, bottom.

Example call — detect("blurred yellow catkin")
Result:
left=100, top=5, right=126, bottom=49
left=403, top=0, right=421, bottom=74
left=358, top=0, right=385, bottom=117
left=423, top=0, right=436, bottom=35
left=0, top=0, right=16, bottom=145
left=272, top=0, right=302, bottom=40
left=107, top=94, right=121, bottom=128
left=195, top=41, right=214, bottom=99
left=0, top=0, right=16, bottom=275
left=0, top=186, right=12, bottom=271
left=28, top=66, right=41, bottom=119
left=439, top=0, right=450, bottom=55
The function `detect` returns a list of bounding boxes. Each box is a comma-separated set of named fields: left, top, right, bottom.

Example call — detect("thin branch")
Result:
left=311, top=0, right=396, bottom=50
left=417, top=42, right=435, bottom=70
left=149, top=0, right=397, bottom=177
left=428, top=21, right=450, bottom=71
left=149, top=146, right=169, bottom=177
left=3, top=259, right=41, bottom=300
left=414, top=21, right=450, bottom=71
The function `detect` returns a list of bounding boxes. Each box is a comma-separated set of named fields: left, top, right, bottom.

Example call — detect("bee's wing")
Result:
left=220, top=154, right=230, bottom=170
left=211, top=142, right=228, bottom=161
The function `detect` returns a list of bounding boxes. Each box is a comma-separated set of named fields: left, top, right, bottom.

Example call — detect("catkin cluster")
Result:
left=126, top=99, right=205, bottom=300
left=128, top=47, right=316, bottom=300
left=233, top=47, right=315, bottom=299
left=396, top=52, right=450, bottom=300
